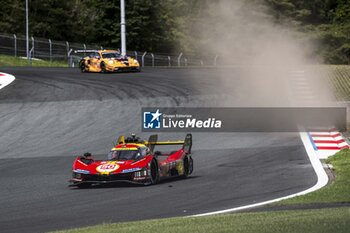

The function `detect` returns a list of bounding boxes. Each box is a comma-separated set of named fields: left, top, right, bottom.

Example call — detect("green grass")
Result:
left=53, top=150, right=350, bottom=233
left=53, top=208, right=350, bottom=233
left=277, top=149, right=350, bottom=206
left=277, top=149, right=350, bottom=205
left=328, top=65, right=350, bottom=100
left=0, top=54, right=67, bottom=67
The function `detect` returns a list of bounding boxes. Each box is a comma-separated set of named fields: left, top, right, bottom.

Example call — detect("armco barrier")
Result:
left=0, top=32, right=217, bottom=67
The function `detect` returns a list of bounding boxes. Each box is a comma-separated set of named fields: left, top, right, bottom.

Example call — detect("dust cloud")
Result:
left=187, top=0, right=335, bottom=107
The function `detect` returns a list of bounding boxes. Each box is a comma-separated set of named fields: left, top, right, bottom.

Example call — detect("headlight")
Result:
left=134, top=168, right=148, bottom=178
left=108, top=60, right=114, bottom=65
left=73, top=169, right=90, bottom=179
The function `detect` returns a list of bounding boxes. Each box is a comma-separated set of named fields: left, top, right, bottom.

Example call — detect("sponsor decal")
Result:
left=121, top=167, right=142, bottom=173
left=74, top=169, right=90, bottom=174
left=176, top=161, right=184, bottom=175
left=112, top=147, right=138, bottom=151
left=96, top=161, right=120, bottom=173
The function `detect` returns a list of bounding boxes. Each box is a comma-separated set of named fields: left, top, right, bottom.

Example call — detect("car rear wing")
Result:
left=74, top=50, right=99, bottom=53
left=74, top=49, right=121, bottom=54
left=145, top=134, right=192, bottom=154
left=114, top=134, right=192, bottom=154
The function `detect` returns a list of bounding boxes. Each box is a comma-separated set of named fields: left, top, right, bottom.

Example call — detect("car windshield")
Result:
left=88, top=52, right=100, bottom=59
left=102, top=52, right=123, bottom=59
left=108, top=149, right=140, bottom=161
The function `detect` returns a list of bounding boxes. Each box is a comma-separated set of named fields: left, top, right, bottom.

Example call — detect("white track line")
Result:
left=0, top=72, right=16, bottom=90
left=191, top=132, right=328, bottom=217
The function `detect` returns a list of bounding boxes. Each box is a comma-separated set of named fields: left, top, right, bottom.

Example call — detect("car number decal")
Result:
left=96, top=162, right=120, bottom=173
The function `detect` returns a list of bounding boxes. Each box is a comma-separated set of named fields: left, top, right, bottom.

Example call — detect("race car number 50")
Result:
left=96, top=162, right=120, bottom=173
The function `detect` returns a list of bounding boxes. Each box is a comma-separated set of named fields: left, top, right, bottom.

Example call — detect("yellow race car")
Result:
left=78, top=50, right=141, bottom=73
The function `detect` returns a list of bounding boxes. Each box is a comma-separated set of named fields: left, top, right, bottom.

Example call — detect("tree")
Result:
left=0, top=0, right=25, bottom=34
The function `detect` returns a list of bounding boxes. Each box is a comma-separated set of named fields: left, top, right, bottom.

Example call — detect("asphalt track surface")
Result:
left=0, top=67, right=317, bottom=233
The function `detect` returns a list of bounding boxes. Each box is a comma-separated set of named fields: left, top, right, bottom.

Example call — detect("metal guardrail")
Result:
left=0, top=32, right=219, bottom=67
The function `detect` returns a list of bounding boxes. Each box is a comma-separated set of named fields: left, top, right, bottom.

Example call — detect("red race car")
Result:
left=69, top=134, right=193, bottom=188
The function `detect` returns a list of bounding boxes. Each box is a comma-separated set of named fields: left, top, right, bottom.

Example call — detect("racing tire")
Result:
left=149, top=159, right=159, bottom=185
left=100, top=62, right=107, bottom=73
left=182, top=156, right=193, bottom=178
left=79, top=60, right=87, bottom=73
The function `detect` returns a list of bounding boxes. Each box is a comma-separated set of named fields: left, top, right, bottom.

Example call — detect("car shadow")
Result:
left=69, top=175, right=200, bottom=190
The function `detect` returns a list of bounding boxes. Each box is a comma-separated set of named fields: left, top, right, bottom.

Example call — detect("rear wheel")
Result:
left=79, top=60, right=87, bottom=72
left=183, top=156, right=193, bottom=178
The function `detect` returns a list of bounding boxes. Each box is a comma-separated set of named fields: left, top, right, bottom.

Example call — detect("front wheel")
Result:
left=149, top=159, right=159, bottom=185
left=100, top=62, right=107, bottom=73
